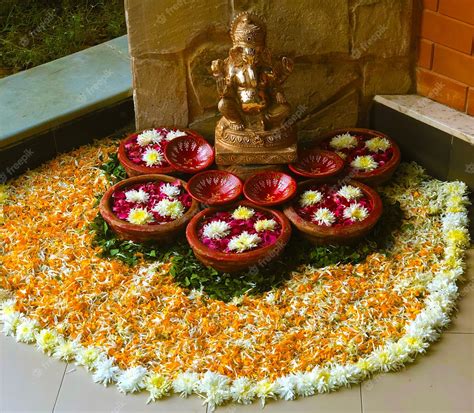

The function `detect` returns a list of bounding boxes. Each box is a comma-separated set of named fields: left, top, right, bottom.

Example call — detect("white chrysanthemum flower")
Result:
left=145, top=373, right=171, bottom=403
left=230, top=377, right=256, bottom=405
left=335, top=151, right=347, bottom=159
left=173, top=371, right=200, bottom=397
left=53, top=339, right=79, bottom=361
left=312, top=367, right=330, bottom=393
left=337, top=185, right=363, bottom=200
left=327, top=364, right=353, bottom=389
left=446, top=227, right=470, bottom=247
left=343, top=203, right=369, bottom=221
left=294, top=372, right=316, bottom=397
left=160, top=183, right=181, bottom=198
left=275, top=375, right=296, bottom=400
left=35, top=329, right=60, bottom=355
left=255, top=378, right=276, bottom=406
left=75, top=346, right=101, bottom=371
left=165, top=129, right=187, bottom=141
left=125, top=189, right=149, bottom=204
left=153, top=199, right=185, bottom=220
left=228, top=231, right=261, bottom=253
left=92, top=356, right=120, bottom=386
left=0, top=298, right=16, bottom=318
left=232, top=206, right=255, bottom=220
left=2, top=311, right=21, bottom=336
left=127, top=207, right=154, bottom=225
left=203, top=220, right=231, bottom=239
left=330, top=133, right=358, bottom=150
left=142, top=147, right=164, bottom=167
left=313, top=207, right=336, bottom=226
left=443, top=181, right=467, bottom=196
left=351, top=155, right=378, bottom=171
left=15, top=318, right=38, bottom=343
left=254, top=218, right=277, bottom=232
left=365, top=137, right=391, bottom=152
left=137, top=129, right=162, bottom=146
left=300, top=190, right=323, bottom=207
left=442, top=212, right=468, bottom=232
left=117, top=366, right=147, bottom=394
left=197, top=371, right=231, bottom=409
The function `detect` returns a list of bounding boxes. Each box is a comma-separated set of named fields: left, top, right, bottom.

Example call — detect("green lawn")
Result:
left=0, top=0, right=126, bottom=77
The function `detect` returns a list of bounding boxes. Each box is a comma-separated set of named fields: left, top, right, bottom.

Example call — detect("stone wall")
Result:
left=125, top=0, right=417, bottom=142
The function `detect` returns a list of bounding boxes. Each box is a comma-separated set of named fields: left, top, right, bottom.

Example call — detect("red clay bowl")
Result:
left=187, top=170, right=243, bottom=206
left=164, top=134, right=214, bottom=174
left=117, top=129, right=177, bottom=177
left=99, top=174, right=199, bottom=243
left=289, top=148, right=345, bottom=180
left=243, top=171, right=297, bottom=206
left=319, top=128, right=401, bottom=186
left=283, top=179, right=382, bottom=245
left=186, top=201, right=292, bottom=273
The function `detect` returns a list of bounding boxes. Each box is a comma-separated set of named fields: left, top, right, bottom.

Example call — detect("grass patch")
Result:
left=0, top=0, right=126, bottom=76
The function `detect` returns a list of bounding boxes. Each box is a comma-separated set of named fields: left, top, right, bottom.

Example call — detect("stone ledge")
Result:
left=374, top=95, right=474, bottom=145
left=0, top=36, right=132, bottom=149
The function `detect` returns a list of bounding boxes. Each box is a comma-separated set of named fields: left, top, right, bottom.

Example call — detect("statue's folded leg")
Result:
left=218, top=98, right=245, bottom=130
left=265, top=102, right=291, bottom=128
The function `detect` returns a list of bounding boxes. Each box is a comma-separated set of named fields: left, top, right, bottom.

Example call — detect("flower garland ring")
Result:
left=0, top=140, right=470, bottom=411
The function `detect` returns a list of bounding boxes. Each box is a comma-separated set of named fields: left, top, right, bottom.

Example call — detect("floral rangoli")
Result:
left=0, top=139, right=470, bottom=410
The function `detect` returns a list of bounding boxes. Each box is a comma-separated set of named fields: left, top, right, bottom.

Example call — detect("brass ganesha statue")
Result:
left=212, top=12, right=298, bottom=165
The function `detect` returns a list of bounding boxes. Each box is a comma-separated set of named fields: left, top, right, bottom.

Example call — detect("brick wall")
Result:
left=417, top=0, right=474, bottom=115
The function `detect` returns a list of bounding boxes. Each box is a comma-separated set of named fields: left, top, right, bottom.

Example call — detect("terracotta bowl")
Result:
left=117, top=130, right=175, bottom=177
left=164, top=134, right=214, bottom=174
left=243, top=171, right=297, bottom=206
left=186, top=201, right=292, bottom=273
left=99, top=174, right=199, bottom=243
left=320, top=128, right=401, bottom=186
left=289, top=148, right=345, bottom=180
left=187, top=170, right=243, bottom=206
left=283, top=179, right=383, bottom=245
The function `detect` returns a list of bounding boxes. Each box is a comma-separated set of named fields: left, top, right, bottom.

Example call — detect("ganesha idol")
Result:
left=212, top=12, right=298, bottom=165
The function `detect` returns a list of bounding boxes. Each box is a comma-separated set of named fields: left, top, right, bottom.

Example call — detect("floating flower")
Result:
left=15, top=319, right=38, bottom=343
left=142, top=147, right=164, bottom=167
left=254, top=219, right=277, bottom=232
left=93, top=356, right=120, bottom=386
left=173, top=372, right=200, bottom=397
left=145, top=373, right=171, bottom=402
left=127, top=208, right=154, bottom=225
left=313, top=207, right=336, bottom=226
left=203, top=220, right=231, bottom=239
left=136, top=129, right=162, bottom=146
left=343, top=203, right=369, bottom=221
left=153, top=199, right=185, bottom=220
left=351, top=155, right=378, bottom=171
left=337, top=185, right=363, bottom=200
left=166, top=129, right=187, bottom=141
left=365, top=137, right=391, bottom=152
left=160, top=183, right=181, bottom=198
left=125, top=189, right=149, bottom=204
left=228, top=231, right=261, bottom=253
left=329, top=133, right=358, bottom=150
left=232, top=206, right=255, bottom=220
left=300, top=190, right=323, bottom=207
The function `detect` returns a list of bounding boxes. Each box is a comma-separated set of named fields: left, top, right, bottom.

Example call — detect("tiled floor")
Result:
left=1, top=249, right=473, bottom=413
